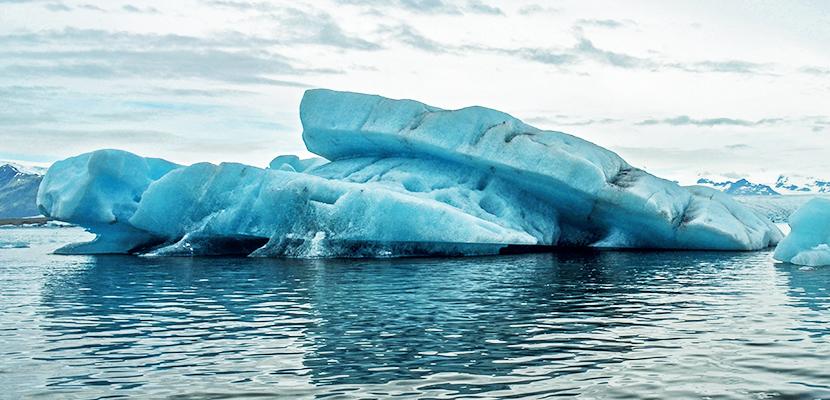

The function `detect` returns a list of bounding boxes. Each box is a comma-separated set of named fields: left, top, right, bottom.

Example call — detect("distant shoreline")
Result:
left=0, top=217, right=50, bottom=227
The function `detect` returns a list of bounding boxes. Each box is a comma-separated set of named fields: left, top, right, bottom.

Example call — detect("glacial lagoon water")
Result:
left=1, top=226, right=829, bottom=399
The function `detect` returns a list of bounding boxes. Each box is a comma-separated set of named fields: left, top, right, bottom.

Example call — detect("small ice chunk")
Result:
left=774, top=198, right=830, bottom=266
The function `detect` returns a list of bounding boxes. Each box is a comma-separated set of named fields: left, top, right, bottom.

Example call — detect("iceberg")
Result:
left=36, top=89, right=782, bottom=257
left=774, top=198, right=830, bottom=266
left=123, top=159, right=547, bottom=257
left=37, top=149, right=180, bottom=254
left=300, top=89, right=781, bottom=250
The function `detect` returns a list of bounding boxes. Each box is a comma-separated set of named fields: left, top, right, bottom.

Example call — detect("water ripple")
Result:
left=1, top=227, right=829, bottom=398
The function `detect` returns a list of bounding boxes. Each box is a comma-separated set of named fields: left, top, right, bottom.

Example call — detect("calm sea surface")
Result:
left=1, top=226, right=829, bottom=399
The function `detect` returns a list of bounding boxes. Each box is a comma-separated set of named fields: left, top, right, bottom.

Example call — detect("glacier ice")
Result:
left=735, top=195, right=816, bottom=224
left=300, top=89, right=781, bottom=251
left=126, top=159, right=546, bottom=257
left=268, top=155, right=327, bottom=172
left=0, top=240, right=29, bottom=249
left=37, top=149, right=180, bottom=254
left=36, top=89, right=782, bottom=257
left=774, top=198, right=830, bottom=266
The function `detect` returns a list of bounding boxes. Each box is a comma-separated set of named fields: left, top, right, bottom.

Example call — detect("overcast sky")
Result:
left=1, top=0, right=829, bottom=183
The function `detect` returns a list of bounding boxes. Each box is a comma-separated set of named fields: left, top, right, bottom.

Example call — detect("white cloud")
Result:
left=0, top=0, right=828, bottom=180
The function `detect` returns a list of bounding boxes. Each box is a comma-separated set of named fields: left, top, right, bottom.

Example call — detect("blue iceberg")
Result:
left=37, top=149, right=180, bottom=254
left=37, top=89, right=782, bottom=257
left=774, top=198, right=830, bottom=266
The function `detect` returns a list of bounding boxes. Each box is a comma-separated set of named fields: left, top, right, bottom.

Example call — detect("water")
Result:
left=2, top=227, right=829, bottom=399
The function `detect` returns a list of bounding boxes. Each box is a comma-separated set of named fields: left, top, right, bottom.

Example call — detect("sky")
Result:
left=1, top=0, right=829, bottom=184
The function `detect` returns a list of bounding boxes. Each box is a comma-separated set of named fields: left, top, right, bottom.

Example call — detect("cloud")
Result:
left=668, top=60, right=772, bottom=75
left=517, top=4, right=559, bottom=15
left=335, top=0, right=460, bottom=14
left=525, top=116, right=621, bottom=127
left=2, top=63, right=117, bottom=78
left=491, top=46, right=576, bottom=65
left=636, top=115, right=784, bottom=127
left=809, top=116, right=830, bottom=132
left=77, top=3, right=105, bottom=11
left=0, top=80, right=301, bottom=165
left=0, top=85, right=66, bottom=98
left=44, top=2, right=71, bottom=11
left=381, top=25, right=587, bottom=66
left=0, top=48, right=322, bottom=84
left=384, top=24, right=773, bottom=75
left=0, top=29, right=344, bottom=84
left=272, top=7, right=382, bottom=51
left=572, top=35, right=653, bottom=69
left=139, top=87, right=257, bottom=97
left=466, top=0, right=502, bottom=15
left=0, top=128, right=183, bottom=147
left=2, top=8, right=381, bottom=53
left=801, top=66, right=830, bottom=75
left=521, top=115, right=830, bottom=131
left=399, top=27, right=648, bottom=69
left=122, top=4, right=160, bottom=13
left=201, top=0, right=277, bottom=12
left=336, top=0, right=503, bottom=15
left=396, top=0, right=460, bottom=14
left=379, top=24, right=446, bottom=53
left=179, top=7, right=382, bottom=51
left=0, top=85, right=268, bottom=127
left=576, top=19, right=632, bottom=29
left=378, top=23, right=777, bottom=76
left=0, top=28, right=210, bottom=47
left=0, top=127, right=284, bottom=163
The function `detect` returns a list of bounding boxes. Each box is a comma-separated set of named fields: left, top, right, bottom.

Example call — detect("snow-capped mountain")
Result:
left=0, top=160, right=47, bottom=176
left=775, top=175, right=830, bottom=194
left=0, top=163, right=43, bottom=219
left=696, top=178, right=780, bottom=196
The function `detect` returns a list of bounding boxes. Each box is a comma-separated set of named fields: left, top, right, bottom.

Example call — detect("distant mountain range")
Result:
left=696, top=174, right=830, bottom=196
left=774, top=175, right=830, bottom=194
left=0, top=163, right=43, bottom=219
left=696, top=178, right=780, bottom=196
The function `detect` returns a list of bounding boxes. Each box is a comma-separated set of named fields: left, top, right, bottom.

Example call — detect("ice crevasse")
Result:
left=37, top=89, right=783, bottom=257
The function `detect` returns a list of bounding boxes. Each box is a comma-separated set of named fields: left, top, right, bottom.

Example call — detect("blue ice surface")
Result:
left=774, top=198, right=830, bottom=266
left=268, top=155, right=326, bottom=172
left=36, top=149, right=179, bottom=254
left=36, top=89, right=782, bottom=257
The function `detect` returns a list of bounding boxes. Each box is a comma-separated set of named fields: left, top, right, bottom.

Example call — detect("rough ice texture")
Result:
left=268, top=155, right=327, bottom=172
left=735, top=195, right=820, bottom=224
left=301, top=89, right=781, bottom=251
left=37, top=149, right=180, bottom=254
left=130, top=160, right=543, bottom=257
left=37, top=89, right=782, bottom=257
left=774, top=198, right=830, bottom=266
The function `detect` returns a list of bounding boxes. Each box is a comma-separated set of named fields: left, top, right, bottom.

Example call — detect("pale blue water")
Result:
left=1, top=227, right=829, bottom=399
